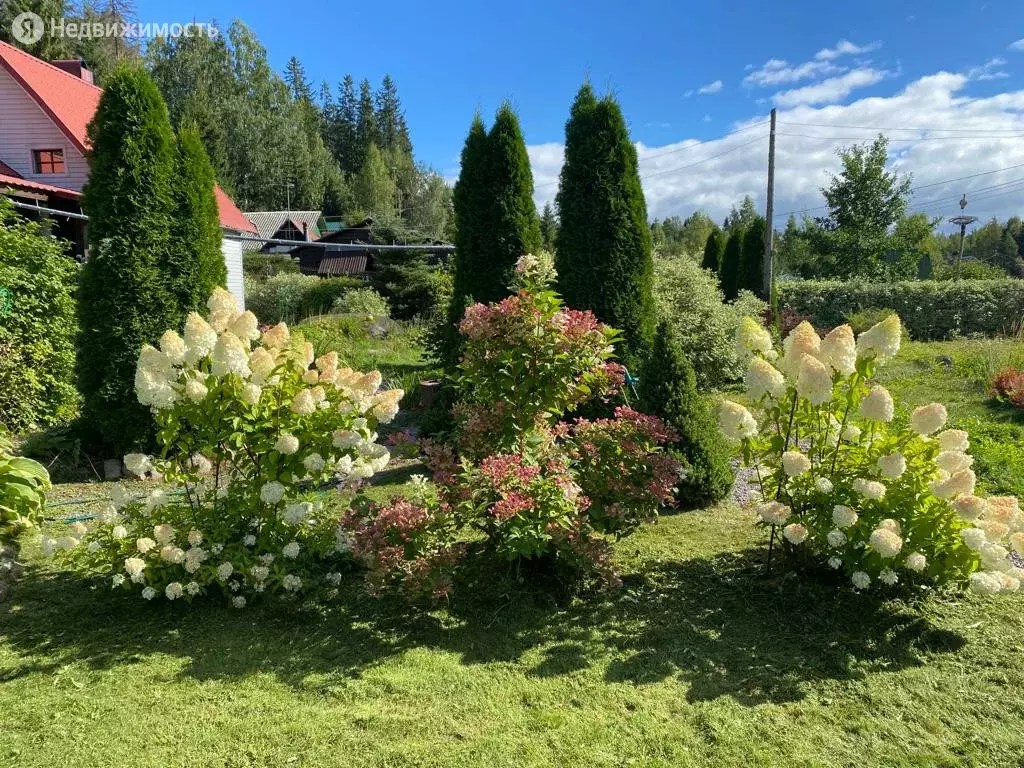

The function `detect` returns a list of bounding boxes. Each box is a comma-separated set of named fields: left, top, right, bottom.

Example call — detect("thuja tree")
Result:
left=78, top=64, right=179, bottom=453
left=167, top=124, right=226, bottom=312
left=701, top=227, right=725, bottom=273
left=640, top=321, right=733, bottom=506
left=555, top=84, right=656, bottom=369
left=738, top=216, right=767, bottom=297
left=719, top=229, right=743, bottom=301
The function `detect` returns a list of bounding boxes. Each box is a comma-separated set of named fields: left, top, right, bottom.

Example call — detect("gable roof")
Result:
left=0, top=41, right=256, bottom=234
left=245, top=210, right=323, bottom=240
left=0, top=158, right=82, bottom=199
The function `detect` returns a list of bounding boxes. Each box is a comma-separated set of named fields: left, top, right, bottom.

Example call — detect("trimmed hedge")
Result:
left=244, top=274, right=363, bottom=324
left=778, top=279, right=1024, bottom=339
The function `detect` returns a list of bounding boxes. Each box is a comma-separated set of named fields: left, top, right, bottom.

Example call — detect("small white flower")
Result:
left=232, top=596, right=247, bottom=609
left=186, top=581, right=201, bottom=596
left=282, top=541, right=301, bottom=559
left=936, top=430, right=969, bottom=453
left=136, top=537, right=156, bottom=554
left=827, top=529, right=847, bottom=548
left=211, top=543, right=224, bottom=555
left=782, top=450, right=811, bottom=477
left=112, top=573, right=126, bottom=587
left=142, top=586, right=157, bottom=600
left=124, top=556, right=146, bottom=579
left=828, top=557, right=843, bottom=570
left=185, top=376, right=209, bottom=402
left=275, top=434, right=300, bottom=455
left=165, top=582, right=184, bottom=600
left=853, top=478, right=886, bottom=500
left=856, top=315, right=902, bottom=363
left=877, top=453, right=906, bottom=479
left=282, top=574, right=302, bottom=592
left=183, top=312, right=218, bottom=364
left=820, top=324, right=856, bottom=375
left=860, top=385, right=894, bottom=423
left=153, top=524, right=175, bottom=545
left=851, top=571, right=871, bottom=590
left=240, top=382, right=262, bottom=405
left=283, top=502, right=312, bottom=526
left=905, top=552, right=927, bottom=572
left=260, top=481, right=286, bottom=506
left=259, top=553, right=275, bottom=565
left=325, top=572, right=344, bottom=586
left=952, top=495, right=987, bottom=522
left=188, top=529, right=203, bottom=546
left=303, top=453, right=325, bottom=473
left=291, top=389, right=317, bottom=415
left=216, top=562, right=234, bottom=580
left=718, top=401, right=758, bottom=441
left=210, top=331, right=251, bottom=378
left=243, top=534, right=256, bottom=547
left=878, top=568, right=898, bottom=586
left=841, top=424, right=862, bottom=443
left=869, top=527, right=903, bottom=558
left=160, top=546, right=186, bottom=564
left=832, top=505, right=858, bottom=529
left=745, top=357, right=787, bottom=401
left=250, top=565, right=270, bottom=582
left=936, top=451, right=973, bottom=475
left=815, top=477, right=834, bottom=494
left=961, top=527, right=987, bottom=552
left=782, top=523, right=808, bottom=544
left=159, top=329, right=187, bottom=365
left=796, top=354, right=833, bottom=406
left=929, top=469, right=976, bottom=500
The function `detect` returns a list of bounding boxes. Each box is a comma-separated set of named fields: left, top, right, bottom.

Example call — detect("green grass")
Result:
left=4, top=337, right=1024, bottom=767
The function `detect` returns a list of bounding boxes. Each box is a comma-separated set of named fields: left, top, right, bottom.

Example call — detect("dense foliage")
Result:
left=701, top=227, right=725, bottom=272
left=778, top=279, right=1024, bottom=339
left=555, top=84, right=656, bottom=369
left=77, top=64, right=181, bottom=453
left=244, top=274, right=362, bottom=324
left=719, top=230, right=743, bottom=301
left=48, top=289, right=400, bottom=605
left=0, top=428, right=49, bottom=546
left=640, top=322, right=734, bottom=506
left=738, top=217, right=767, bottom=297
left=992, top=369, right=1024, bottom=409
left=0, top=199, right=79, bottom=432
left=652, top=256, right=766, bottom=387
left=723, top=315, right=1023, bottom=593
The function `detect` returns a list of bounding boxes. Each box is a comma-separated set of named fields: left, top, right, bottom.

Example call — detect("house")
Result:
left=244, top=210, right=323, bottom=253
left=290, top=217, right=375, bottom=277
left=0, top=41, right=257, bottom=307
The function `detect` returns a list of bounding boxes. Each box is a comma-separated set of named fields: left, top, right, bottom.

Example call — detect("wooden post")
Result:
left=763, top=108, right=776, bottom=300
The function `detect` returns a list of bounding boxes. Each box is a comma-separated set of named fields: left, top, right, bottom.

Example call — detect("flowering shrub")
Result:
left=45, top=288, right=401, bottom=606
left=992, top=368, right=1024, bottom=408
left=722, top=314, right=1023, bottom=594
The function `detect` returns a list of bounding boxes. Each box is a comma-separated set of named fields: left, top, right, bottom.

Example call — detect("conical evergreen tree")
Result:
left=540, top=202, right=559, bottom=251
left=738, top=216, right=767, bottom=297
left=719, top=229, right=743, bottom=301
left=77, top=64, right=178, bottom=453
left=701, top=227, right=725, bottom=273
left=482, top=102, right=542, bottom=305
left=555, top=83, right=656, bottom=368
left=640, top=321, right=734, bottom=507
left=167, top=124, right=225, bottom=313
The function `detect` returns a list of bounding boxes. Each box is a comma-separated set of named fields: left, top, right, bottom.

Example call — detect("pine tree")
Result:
left=332, top=75, right=359, bottom=174
left=555, top=83, right=656, bottom=368
left=701, top=227, right=725, bottom=273
left=640, top=321, right=734, bottom=507
left=540, top=202, right=559, bottom=251
left=738, top=216, right=767, bottom=296
left=284, top=56, right=312, bottom=103
left=168, top=124, right=225, bottom=311
left=77, top=64, right=178, bottom=453
left=375, top=75, right=412, bottom=158
left=480, top=102, right=542, bottom=305
left=719, top=229, right=743, bottom=301
left=356, top=78, right=378, bottom=169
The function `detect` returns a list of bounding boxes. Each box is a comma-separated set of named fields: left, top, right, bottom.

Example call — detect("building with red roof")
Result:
left=0, top=41, right=256, bottom=306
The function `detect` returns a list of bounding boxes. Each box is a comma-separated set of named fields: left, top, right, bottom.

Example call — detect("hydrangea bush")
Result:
left=45, top=289, right=401, bottom=605
left=722, top=314, right=1023, bottom=594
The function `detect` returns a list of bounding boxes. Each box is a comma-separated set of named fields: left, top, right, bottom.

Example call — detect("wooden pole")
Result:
left=763, top=108, right=776, bottom=300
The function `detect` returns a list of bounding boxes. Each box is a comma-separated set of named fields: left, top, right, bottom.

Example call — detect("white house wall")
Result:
left=221, top=236, right=245, bottom=310
left=0, top=68, right=89, bottom=190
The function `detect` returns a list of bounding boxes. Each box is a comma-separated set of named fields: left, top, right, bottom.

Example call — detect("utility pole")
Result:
left=949, top=194, right=977, bottom=280
left=763, top=108, right=776, bottom=300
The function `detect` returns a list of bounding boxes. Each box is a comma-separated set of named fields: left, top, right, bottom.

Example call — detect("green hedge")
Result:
left=244, top=274, right=362, bottom=324
left=778, top=279, right=1024, bottom=339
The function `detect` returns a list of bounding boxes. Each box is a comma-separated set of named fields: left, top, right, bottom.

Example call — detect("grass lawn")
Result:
left=3, top=338, right=1024, bottom=767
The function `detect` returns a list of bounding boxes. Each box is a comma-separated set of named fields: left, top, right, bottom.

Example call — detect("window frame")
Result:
left=32, top=148, right=66, bottom=175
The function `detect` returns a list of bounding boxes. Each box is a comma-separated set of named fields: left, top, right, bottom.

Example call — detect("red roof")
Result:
left=0, top=41, right=255, bottom=234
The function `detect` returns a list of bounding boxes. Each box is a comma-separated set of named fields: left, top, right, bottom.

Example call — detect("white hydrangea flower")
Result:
left=745, top=358, right=786, bottom=401
left=718, top=401, right=758, bottom=442
left=832, top=505, right=858, bottom=529
left=112, top=525, right=128, bottom=540
left=936, top=451, right=973, bottom=475
left=851, top=571, right=871, bottom=589
left=282, top=574, right=302, bottom=592
left=185, top=547, right=207, bottom=573
left=144, top=489, right=169, bottom=514
left=55, top=535, right=79, bottom=551
left=186, top=582, right=201, bottom=596
left=211, top=543, right=224, bottom=555
left=142, top=586, right=157, bottom=600
left=136, top=537, right=156, bottom=554
left=782, top=450, right=811, bottom=477
left=877, top=453, right=907, bottom=479
left=124, top=557, right=146, bottom=579
left=371, top=389, right=404, bottom=423
left=796, top=354, right=833, bottom=406
left=936, top=430, right=969, bottom=453
left=159, top=329, right=187, bottom=366
left=275, top=434, right=300, bottom=455
left=969, top=571, right=1003, bottom=595
left=860, top=385, right=894, bottom=422
left=961, top=527, right=987, bottom=551
left=333, top=429, right=360, bottom=449
left=183, top=312, right=218, bottom=364
left=240, top=382, right=263, bottom=405
left=302, top=369, right=320, bottom=385
left=782, top=523, right=808, bottom=544
left=819, top=324, right=856, bottom=375
left=165, top=582, right=184, bottom=600
left=853, top=478, right=886, bottom=500
left=952, top=495, right=987, bottom=522
left=929, top=469, right=976, bottom=500
left=282, top=541, right=301, bottom=559
left=905, top=552, right=927, bottom=572
left=216, top=562, right=234, bottom=581
left=232, top=596, right=247, bottom=609
left=160, top=546, right=186, bottom=564
left=303, top=453, right=325, bottom=473
left=1009, top=532, right=1024, bottom=555
left=841, top=424, right=862, bottom=443
left=112, top=574, right=125, bottom=587
left=283, top=502, right=312, bottom=526
left=123, top=453, right=153, bottom=477
left=262, top=322, right=290, bottom=350
left=828, top=557, right=843, bottom=570
left=110, top=483, right=131, bottom=509
left=291, top=389, right=317, bottom=415
left=211, top=331, right=251, bottom=378
left=869, top=527, right=903, bottom=558
left=153, top=524, right=175, bottom=545
left=911, top=403, right=948, bottom=436
left=815, top=477, right=834, bottom=494
left=780, top=321, right=821, bottom=380
left=260, top=481, right=286, bottom=506
left=39, top=537, right=57, bottom=558
left=755, top=501, right=791, bottom=525
left=856, top=314, right=902, bottom=363
left=229, top=310, right=260, bottom=341
left=827, top=529, right=847, bottom=548
left=335, top=454, right=355, bottom=477
left=735, top=316, right=775, bottom=363
left=878, top=568, right=898, bottom=586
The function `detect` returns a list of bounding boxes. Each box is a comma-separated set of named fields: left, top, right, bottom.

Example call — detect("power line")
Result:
left=776, top=131, right=1024, bottom=142
left=639, top=135, right=765, bottom=182
left=778, top=120, right=1024, bottom=134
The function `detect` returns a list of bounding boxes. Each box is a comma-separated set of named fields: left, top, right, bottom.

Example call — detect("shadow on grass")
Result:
left=0, top=548, right=964, bottom=707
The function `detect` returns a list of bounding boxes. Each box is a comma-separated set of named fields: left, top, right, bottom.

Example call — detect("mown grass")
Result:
left=4, top=337, right=1024, bottom=767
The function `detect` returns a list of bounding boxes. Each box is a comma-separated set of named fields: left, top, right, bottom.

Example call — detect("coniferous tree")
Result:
left=701, top=227, right=725, bottom=273
left=168, top=124, right=225, bottom=311
left=719, top=229, right=743, bottom=301
left=77, top=65, right=179, bottom=453
left=481, top=102, right=542, bottom=305
left=640, top=322, right=734, bottom=506
left=540, top=202, right=559, bottom=251
left=555, top=83, right=656, bottom=368
left=447, top=115, right=490, bottom=329
left=738, top=216, right=767, bottom=296
left=375, top=75, right=412, bottom=158
left=356, top=78, right=378, bottom=168
left=332, top=75, right=360, bottom=174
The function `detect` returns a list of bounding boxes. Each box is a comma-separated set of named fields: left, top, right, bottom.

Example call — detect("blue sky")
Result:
left=137, top=0, right=1024, bottom=225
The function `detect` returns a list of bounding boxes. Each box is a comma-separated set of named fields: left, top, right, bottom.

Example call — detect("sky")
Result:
left=136, top=0, right=1024, bottom=229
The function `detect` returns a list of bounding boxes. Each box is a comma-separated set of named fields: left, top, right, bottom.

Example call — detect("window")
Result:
left=33, top=149, right=65, bottom=174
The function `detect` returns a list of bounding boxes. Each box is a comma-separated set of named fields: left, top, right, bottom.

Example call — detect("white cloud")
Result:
left=1009, top=38, right=1024, bottom=51
left=967, top=57, right=1009, bottom=81
left=774, top=68, right=888, bottom=107
left=814, top=39, right=881, bottom=61
left=698, top=80, right=723, bottom=95
left=528, top=69, right=1024, bottom=229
